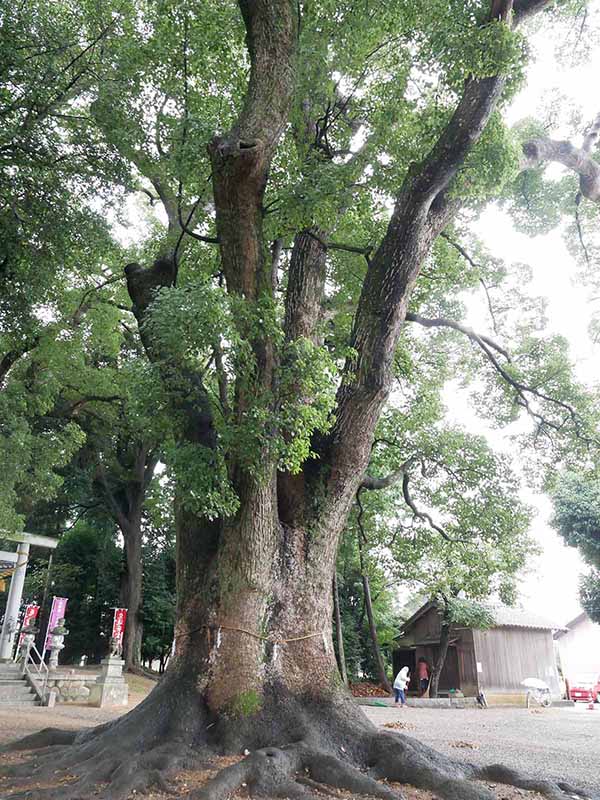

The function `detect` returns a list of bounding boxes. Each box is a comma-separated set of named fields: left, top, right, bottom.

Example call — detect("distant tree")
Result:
left=22, top=522, right=121, bottom=662
left=427, top=596, right=495, bottom=699
left=552, top=472, right=600, bottom=623
left=334, top=534, right=399, bottom=686
left=140, top=536, right=176, bottom=672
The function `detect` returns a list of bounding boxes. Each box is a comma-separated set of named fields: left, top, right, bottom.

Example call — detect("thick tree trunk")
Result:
left=332, top=572, right=348, bottom=686
left=429, top=615, right=452, bottom=700
left=98, top=444, right=157, bottom=672
left=172, top=475, right=349, bottom=725
left=5, top=510, right=590, bottom=800
left=120, top=514, right=143, bottom=670
left=6, top=4, right=584, bottom=800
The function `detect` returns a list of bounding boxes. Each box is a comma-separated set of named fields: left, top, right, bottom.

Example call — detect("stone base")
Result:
left=45, top=671, right=94, bottom=704
left=356, top=696, right=479, bottom=709
left=88, top=657, right=128, bottom=708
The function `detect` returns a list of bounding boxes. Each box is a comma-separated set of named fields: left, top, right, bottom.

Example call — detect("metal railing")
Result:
left=20, top=641, right=49, bottom=704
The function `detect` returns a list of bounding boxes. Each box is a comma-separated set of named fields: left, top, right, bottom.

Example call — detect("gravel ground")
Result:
left=0, top=693, right=598, bottom=797
left=365, top=703, right=600, bottom=793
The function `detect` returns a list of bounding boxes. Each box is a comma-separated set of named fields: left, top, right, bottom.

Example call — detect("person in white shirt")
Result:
left=393, top=666, right=410, bottom=707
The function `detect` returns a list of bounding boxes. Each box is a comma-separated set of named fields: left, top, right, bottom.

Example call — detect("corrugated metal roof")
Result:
left=484, top=604, right=562, bottom=631
left=395, top=600, right=563, bottom=638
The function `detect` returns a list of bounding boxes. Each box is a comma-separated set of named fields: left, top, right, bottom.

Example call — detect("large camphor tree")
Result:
left=4, top=1, right=600, bottom=799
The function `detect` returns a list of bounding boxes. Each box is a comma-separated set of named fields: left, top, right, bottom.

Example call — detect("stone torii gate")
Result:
left=0, top=530, right=58, bottom=662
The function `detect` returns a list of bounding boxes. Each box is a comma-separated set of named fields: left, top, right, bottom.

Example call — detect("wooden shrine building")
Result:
left=393, top=601, right=563, bottom=704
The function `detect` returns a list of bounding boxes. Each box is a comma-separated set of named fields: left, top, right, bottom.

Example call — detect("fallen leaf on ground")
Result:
left=383, top=721, right=416, bottom=731
left=449, top=740, right=479, bottom=750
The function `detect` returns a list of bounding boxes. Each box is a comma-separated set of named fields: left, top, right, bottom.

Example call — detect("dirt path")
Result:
left=366, top=703, right=600, bottom=794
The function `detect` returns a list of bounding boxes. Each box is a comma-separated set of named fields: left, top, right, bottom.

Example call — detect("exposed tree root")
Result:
left=476, top=764, right=595, bottom=800
left=193, top=744, right=405, bottom=800
left=3, top=728, right=78, bottom=752
left=1, top=691, right=598, bottom=800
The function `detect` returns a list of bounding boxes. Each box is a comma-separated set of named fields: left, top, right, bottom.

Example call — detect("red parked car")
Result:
left=568, top=673, right=600, bottom=703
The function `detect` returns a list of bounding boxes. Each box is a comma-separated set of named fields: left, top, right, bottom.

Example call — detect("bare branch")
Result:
left=405, top=311, right=511, bottom=360
left=400, top=473, right=463, bottom=544
left=440, top=231, right=500, bottom=334
left=361, top=457, right=417, bottom=491
left=305, top=229, right=372, bottom=261
left=406, top=310, right=597, bottom=445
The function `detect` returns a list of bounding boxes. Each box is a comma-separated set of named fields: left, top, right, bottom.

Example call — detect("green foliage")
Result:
left=579, top=571, right=600, bottom=624
left=334, top=535, right=400, bottom=683
left=552, top=473, right=600, bottom=569
left=141, top=534, right=176, bottom=667
left=552, top=472, right=600, bottom=622
left=445, top=597, right=495, bottom=629
left=1, top=0, right=597, bottom=682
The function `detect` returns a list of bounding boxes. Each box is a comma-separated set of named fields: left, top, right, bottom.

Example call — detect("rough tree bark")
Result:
left=357, top=520, right=393, bottom=694
left=429, top=605, right=453, bottom=700
left=333, top=572, right=349, bottom=686
left=2, top=2, right=598, bottom=800
left=97, top=443, right=158, bottom=671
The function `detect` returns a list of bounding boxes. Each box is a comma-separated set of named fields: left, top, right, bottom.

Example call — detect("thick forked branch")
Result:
left=522, top=133, right=600, bottom=203
left=400, top=472, right=456, bottom=542
left=284, top=228, right=328, bottom=343
left=209, top=0, right=298, bottom=299
left=323, top=1, right=552, bottom=515
left=360, top=457, right=460, bottom=543
left=360, top=456, right=417, bottom=491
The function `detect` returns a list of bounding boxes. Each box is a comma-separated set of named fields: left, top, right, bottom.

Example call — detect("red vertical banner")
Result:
left=43, top=596, right=68, bottom=652
left=18, top=603, right=40, bottom=645
left=112, top=608, right=127, bottom=653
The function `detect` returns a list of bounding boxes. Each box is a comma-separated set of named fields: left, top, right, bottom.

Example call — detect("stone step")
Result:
left=0, top=685, right=35, bottom=701
left=0, top=698, right=40, bottom=706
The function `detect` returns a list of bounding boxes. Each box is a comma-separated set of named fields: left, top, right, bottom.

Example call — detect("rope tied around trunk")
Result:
left=216, top=625, right=326, bottom=646
left=175, top=623, right=329, bottom=652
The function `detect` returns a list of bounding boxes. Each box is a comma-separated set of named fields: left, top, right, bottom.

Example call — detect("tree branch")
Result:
left=401, top=473, right=460, bottom=544
left=97, top=460, right=131, bottom=534
left=406, top=312, right=597, bottom=445
left=405, top=311, right=511, bottom=360
left=209, top=0, right=299, bottom=298
left=67, top=394, right=121, bottom=415
left=360, top=457, right=417, bottom=491
left=440, top=231, right=500, bottom=334
left=522, top=138, right=600, bottom=201
left=320, top=1, right=554, bottom=508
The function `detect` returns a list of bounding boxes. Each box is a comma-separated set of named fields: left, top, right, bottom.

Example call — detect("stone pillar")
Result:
left=18, top=621, right=39, bottom=665
left=89, top=656, right=128, bottom=708
left=48, top=619, right=68, bottom=669
left=0, top=542, right=30, bottom=661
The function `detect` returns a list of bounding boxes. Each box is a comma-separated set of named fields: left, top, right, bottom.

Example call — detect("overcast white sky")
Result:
left=446, top=3, right=600, bottom=626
